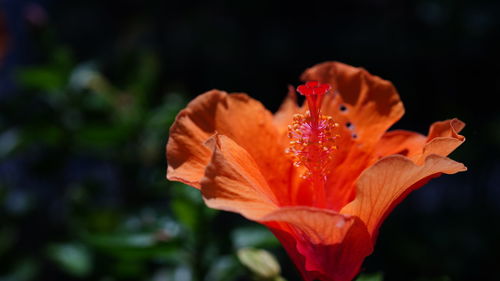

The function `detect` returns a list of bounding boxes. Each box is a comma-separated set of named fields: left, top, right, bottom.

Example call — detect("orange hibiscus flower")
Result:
left=166, top=62, right=466, bottom=281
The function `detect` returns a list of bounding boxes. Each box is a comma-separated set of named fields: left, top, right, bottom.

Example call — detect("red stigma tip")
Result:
left=296, top=81, right=332, bottom=123
left=297, top=81, right=331, bottom=96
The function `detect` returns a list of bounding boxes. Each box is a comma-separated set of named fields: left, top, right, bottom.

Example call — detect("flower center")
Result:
left=287, top=113, right=338, bottom=178
left=286, top=81, right=339, bottom=206
left=287, top=81, right=339, bottom=178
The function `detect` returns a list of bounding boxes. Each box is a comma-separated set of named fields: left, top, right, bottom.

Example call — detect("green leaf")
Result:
left=171, top=197, right=199, bottom=233
left=112, top=259, right=146, bottom=278
left=205, top=256, right=243, bottom=281
left=0, top=129, right=19, bottom=158
left=84, top=232, right=180, bottom=261
left=47, top=243, right=92, bottom=277
left=170, top=183, right=204, bottom=233
left=87, top=233, right=155, bottom=248
left=17, top=67, right=66, bottom=92
left=356, top=272, right=384, bottom=281
left=231, top=226, right=279, bottom=249
left=76, top=124, right=133, bottom=149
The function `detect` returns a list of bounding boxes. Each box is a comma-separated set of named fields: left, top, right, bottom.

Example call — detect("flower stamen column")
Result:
left=286, top=81, right=339, bottom=208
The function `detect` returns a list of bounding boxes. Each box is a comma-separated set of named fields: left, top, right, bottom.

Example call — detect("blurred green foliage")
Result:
left=355, top=273, right=383, bottom=281
left=0, top=30, right=288, bottom=281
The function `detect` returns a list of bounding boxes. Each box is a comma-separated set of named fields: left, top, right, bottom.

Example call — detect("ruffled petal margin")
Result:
left=418, top=118, right=465, bottom=164
left=301, top=61, right=404, bottom=147
left=167, top=90, right=289, bottom=192
left=376, top=118, right=466, bottom=164
left=341, top=154, right=466, bottom=239
left=166, top=90, right=223, bottom=187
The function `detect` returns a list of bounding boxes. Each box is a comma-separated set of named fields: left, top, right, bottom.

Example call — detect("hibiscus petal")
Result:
left=418, top=118, right=465, bottom=164
left=341, top=154, right=467, bottom=239
left=262, top=207, right=352, bottom=244
left=376, top=119, right=465, bottom=165
left=201, top=134, right=279, bottom=220
left=300, top=61, right=404, bottom=147
left=261, top=207, right=372, bottom=281
left=375, top=129, right=427, bottom=160
left=167, top=90, right=223, bottom=188
left=167, top=90, right=288, bottom=191
left=428, top=118, right=465, bottom=139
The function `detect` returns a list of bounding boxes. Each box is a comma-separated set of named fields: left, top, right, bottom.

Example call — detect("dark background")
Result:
left=0, top=0, right=499, bottom=280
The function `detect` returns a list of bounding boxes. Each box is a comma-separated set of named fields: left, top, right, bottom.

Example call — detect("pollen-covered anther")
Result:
left=286, top=112, right=339, bottom=178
